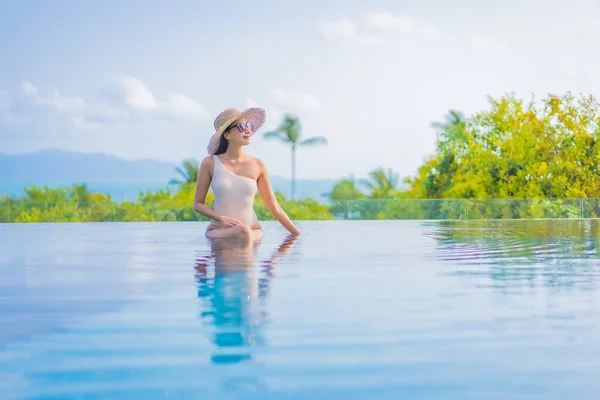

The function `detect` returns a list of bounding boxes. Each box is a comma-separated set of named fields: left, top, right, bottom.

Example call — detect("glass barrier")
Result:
left=1, top=198, right=600, bottom=223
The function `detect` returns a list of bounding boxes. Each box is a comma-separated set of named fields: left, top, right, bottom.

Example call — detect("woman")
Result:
left=193, top=107, right=301, bottom=241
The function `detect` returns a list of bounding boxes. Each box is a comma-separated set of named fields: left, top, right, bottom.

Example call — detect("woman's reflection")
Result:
left=194, top=234, right=298, bottom=364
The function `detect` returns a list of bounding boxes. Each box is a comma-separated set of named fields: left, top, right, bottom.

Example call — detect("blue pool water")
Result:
left=1, top=220, right=600, bottom=399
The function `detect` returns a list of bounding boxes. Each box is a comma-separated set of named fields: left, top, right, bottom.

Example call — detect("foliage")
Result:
left=360, top=168, right=403, bottom=199
left=397, top=93, right=600, bottom=219
left=170, top=159, right=200, bottom=185
left=1, top=184, right=599, bottom=224
left=0, top=182, right=335, bottom=223
left=405, top=93, right=600, bottom=200
left=324, top=167, right=405, bottom=219
left=2, top=94, right=598, bottom=223
left=324, top=176, right=367, bottom=218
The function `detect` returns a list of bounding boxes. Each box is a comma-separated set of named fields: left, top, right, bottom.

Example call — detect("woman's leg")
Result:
left=206, top=225, right=251, bottom=241
left=206, top=224, right=264, bottom=243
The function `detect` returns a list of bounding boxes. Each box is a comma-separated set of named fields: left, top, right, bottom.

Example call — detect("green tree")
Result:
left=431, top=109, right=468, bottom=154
left=324, top=176, right=367, bottom=219
left=404, top=93, right=600, bottom=203
left=263, top=114, right=327, bottom=200
left=170, top=159, right=200, bottom=185
left=361, top=167, right=401, bottom=199
left=326, top=176, right=366, bottom=201
left=69, top=183, right=92, bottom=202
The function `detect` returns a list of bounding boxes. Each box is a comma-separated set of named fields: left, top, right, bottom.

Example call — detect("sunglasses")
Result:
left=227, top=121, right=254, bottom=133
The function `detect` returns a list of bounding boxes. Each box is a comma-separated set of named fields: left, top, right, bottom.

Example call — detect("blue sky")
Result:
left=1, top=0, right=599, bottom=180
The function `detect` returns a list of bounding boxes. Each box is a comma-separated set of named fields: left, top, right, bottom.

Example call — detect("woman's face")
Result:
left=225, top=118, right=254, bottom=146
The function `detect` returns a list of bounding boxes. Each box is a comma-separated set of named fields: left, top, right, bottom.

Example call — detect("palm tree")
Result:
left=170, top=159, right=200, bottom=185
left=360, top=167, right=399, bottom=199
left=263, top=114, right=327, bottom=200
left=430, top=109, right=468, bottom=153
left=69, top=183, right=91, bottom=202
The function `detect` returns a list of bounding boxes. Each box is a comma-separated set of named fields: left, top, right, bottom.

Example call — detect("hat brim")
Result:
left=207, top=107, right=266, bottom=155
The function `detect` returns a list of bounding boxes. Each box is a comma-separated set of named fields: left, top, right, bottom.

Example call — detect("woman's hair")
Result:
left=214, top=134, right=229, bottom=155
left=214, top=120, right=240, bottom=155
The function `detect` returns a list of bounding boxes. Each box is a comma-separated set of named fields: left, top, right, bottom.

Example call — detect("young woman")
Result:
left=193, top=107, right=301, bottom=241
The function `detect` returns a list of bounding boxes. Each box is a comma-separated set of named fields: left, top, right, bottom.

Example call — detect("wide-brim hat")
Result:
left=207, top=107, right=266, bottom=155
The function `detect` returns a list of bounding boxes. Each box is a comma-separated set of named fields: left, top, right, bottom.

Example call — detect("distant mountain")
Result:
left=0, top=149, right=339, bottom=201
left=0, top=149, right=177, bottom=183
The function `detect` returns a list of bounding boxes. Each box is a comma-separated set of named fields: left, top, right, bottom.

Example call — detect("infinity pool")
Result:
left=1, top=220, right=600, bottom=399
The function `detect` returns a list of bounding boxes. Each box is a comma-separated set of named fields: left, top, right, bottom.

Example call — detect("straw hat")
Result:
left=207, top=107, right=266, bottom=155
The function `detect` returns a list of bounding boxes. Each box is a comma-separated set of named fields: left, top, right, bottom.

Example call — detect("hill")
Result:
left=0, top=149, right=338, bottom=201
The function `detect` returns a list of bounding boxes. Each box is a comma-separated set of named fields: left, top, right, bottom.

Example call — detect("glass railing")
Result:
left=330, top=198, right=600, bottom=220
left=0, top=201, right=210, bottom=223
left=1, top=199, right=600, bottom=223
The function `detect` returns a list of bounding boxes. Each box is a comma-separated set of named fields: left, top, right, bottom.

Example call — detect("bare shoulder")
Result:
left=200, top=155, right=214, bottom=168
left=249, top=156, right=267, bottom=169
left=199, top=155, right=214, bottom=176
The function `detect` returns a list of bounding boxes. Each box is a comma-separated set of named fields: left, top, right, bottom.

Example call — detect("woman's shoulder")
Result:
left=248, top=155, right=267, bottom=169
left=201, top=155, right=215, bottom=165
left=199, top=155, right=215, bottom=172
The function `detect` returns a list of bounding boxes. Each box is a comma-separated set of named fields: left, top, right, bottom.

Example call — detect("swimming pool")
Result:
left=1, top=220, right=600, bottom=399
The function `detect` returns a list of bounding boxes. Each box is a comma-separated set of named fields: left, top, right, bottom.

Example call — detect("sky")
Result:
left=1, top=0, right=599, bottom=180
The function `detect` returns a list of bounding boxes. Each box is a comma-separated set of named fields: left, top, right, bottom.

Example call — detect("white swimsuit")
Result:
left=210, top=155, right=258, bottom=227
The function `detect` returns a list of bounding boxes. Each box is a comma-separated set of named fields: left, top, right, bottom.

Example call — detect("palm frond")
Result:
left=171, top=159, right=199, bottom=185
left=263, top=131, right=290, bottom=142
left=299, top=136, right=328, bottom=146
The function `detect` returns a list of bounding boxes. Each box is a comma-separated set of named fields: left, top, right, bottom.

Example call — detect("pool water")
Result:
left=1, top=220, right=600, bottom=399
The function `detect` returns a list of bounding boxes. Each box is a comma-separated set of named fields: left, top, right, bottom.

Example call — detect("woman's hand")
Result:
left=219, top=216, right=244, bottom=227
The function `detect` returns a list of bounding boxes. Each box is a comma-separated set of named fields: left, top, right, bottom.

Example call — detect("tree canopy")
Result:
left=404, top=93, right=600, bottom=199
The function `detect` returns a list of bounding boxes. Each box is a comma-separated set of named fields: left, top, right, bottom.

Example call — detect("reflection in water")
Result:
left=426, top=219, right=600, bottom=290
left=194, top=235, right=298, bottom=364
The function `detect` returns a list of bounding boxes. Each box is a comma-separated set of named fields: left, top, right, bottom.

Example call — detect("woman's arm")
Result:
left=256, top=159, right=301, bottom=235
left=192, top=157, right=243, bottom=226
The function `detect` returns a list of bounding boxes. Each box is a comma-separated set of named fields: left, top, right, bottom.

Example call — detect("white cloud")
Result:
left=18, top=77, right=210, bottom=132
left=118, top=75, right=159, bottom=111
left=37, top=90, right=87, bottom=113
left=21, top=80, right=125, bottom=130
left=22, top=81, right=39, bottom=96
left=366, top=12, right=437, bottom=38
left=469, top=35, right=512, bottom=53
left=270, top=88, right=320, bottom=110
left=71, top=117, right=102, bottom=131
left=319, top=12, right=437, bottom=47
left=161, top=93, right=208, bottom=121
left=319, top=19, right=369, bottom=46
left=23, top=81, right=86, bottom=114
left=116, top=76, right=209, bottom=121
